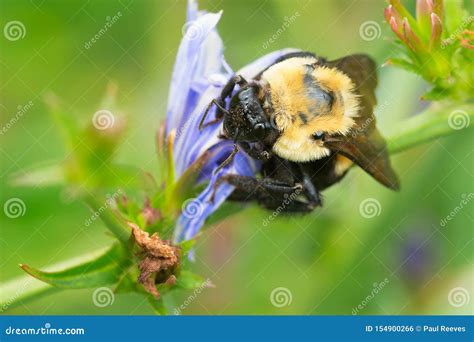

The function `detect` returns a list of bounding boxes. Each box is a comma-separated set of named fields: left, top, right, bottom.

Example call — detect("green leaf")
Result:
left=20, top=244, right=130, bottom=289
left=443, top=0, right=469, bottom=35
left=179, top=239, right=197, bottom=255
left=421, top=86, right=451, bottom=101
left=10, top=162, right=65, bottom=187
left=385, top=58, right=419, bottom=74
left=147, top=296, right=167, bottom=315
left=175, top=270, right=209, bottom=290
left=44, top=92, right=81, bottom=150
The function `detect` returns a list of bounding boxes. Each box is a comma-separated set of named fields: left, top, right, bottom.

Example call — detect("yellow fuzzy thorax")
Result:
left=261, top=57, right=360, bottom=162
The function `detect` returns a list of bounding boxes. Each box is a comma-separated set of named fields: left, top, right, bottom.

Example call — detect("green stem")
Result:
left=1, top=103, right=472, bottom=312
left=83, top=193, right=131, bottom=244
left=386, top=103, right=473, bottom=154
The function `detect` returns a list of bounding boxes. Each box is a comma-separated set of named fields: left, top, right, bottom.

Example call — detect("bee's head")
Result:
left=223, top=87, right=272, bottom=142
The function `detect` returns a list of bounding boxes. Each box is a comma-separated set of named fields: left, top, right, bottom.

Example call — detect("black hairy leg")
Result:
left=212, top=174, right=321, bottom=213
left=238, top=141, right=272, bottom=161
left=199, top=74, right=247, bottom=130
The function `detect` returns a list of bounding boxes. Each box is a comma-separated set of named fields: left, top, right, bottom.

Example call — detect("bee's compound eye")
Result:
left=312, top=131, right=325, bottom=140
left=253, top=123, right=266, bottom=139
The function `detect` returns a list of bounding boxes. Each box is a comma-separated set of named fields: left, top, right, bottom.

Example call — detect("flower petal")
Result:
left=166, top=2, right=304, bottom=243
left=165, top=10, right=224, bottom=136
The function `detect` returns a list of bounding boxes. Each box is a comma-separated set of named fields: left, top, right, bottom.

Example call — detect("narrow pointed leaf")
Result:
left=384, top=58, right=419, bottom=73
left=421, top=86, right=450, bottom=100
left=20, top=244, right=130, bottom=289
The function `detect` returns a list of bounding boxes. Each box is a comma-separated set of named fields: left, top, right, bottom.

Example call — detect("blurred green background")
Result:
left=1, top=0, right=472, bottom=315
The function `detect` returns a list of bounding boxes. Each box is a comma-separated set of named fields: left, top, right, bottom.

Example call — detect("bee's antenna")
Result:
left=199, top=99, right=229, bottom=131
left=214, top=144, right=239, bottom=174
left=232, top=127, right=239, bottom=143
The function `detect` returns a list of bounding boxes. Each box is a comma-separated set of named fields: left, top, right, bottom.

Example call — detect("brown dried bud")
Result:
left=129, top=223, right=180, bottom=299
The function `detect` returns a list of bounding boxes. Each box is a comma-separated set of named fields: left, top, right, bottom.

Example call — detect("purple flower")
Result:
left=165, top=0, right=297, bottom=242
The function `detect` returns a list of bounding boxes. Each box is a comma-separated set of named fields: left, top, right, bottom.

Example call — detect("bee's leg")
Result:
left=198, top=99, right=228, bottom=130
left=238, top=142, right=272, bottom=161
left=260, top=194, right=319, bottom=213
left=214, top=144, right=239, bottom=174
left=299, top=166, right=322, bottom=207
left=211, top=174, right=318, bottom=212
left=199, top=75, right=247, bottom=130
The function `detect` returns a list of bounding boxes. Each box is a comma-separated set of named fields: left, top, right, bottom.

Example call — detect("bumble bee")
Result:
left=201, top=51, right=399, bottom=212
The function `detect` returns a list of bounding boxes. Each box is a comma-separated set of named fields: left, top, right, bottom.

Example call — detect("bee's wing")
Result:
left=326, top=54, right=400, bottom=190
left=326, top=54, right=377, bottom=127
